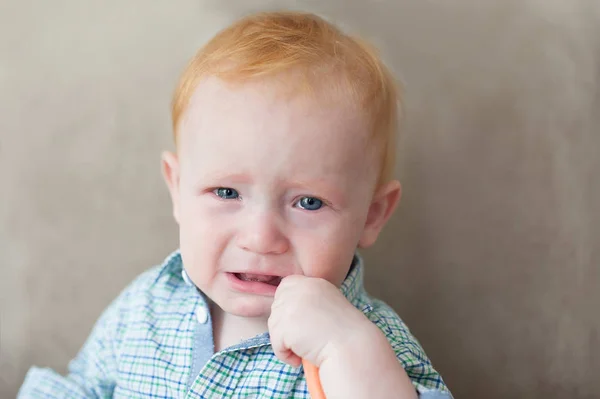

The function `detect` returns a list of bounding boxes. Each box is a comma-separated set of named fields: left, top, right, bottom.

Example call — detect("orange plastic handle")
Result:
left=302, top=359, right=326, bottom=399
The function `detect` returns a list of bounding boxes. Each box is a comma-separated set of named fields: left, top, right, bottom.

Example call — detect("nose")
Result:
left=236, top=208, right=289, bottom=255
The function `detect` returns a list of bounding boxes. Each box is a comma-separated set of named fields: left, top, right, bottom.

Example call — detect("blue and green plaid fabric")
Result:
left=18, top=250, right=452, bottom=398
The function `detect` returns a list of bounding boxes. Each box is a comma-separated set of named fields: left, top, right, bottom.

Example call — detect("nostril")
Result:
left=236, top=229, right=289, bottom=255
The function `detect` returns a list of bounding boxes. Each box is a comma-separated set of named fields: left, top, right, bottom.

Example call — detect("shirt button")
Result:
left=196, top=305, right=209, bottom=324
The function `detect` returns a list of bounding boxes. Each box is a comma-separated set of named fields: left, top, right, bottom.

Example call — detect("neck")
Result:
left=210, top=303, right=269, bottom=352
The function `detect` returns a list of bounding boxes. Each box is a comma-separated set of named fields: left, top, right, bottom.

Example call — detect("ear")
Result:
left=161, top=151, right=181, bottom=224
left=358, top=180, right=402, bottom=248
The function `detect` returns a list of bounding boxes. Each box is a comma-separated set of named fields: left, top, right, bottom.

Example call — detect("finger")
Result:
left=274, top=276, right=296, bottom=300
left=269, top=325, right=290, bottom=365
left=270, top=294, right=286, bottom=311
left=267, top=310, right=284, bottom=352
left=267, top=311, right=302, bottom=367
left=278, top=274, right=304, bottom=289
left=276, top=348, right=302, bottom=368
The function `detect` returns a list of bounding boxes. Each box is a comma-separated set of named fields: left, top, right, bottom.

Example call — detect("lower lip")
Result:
left=225, top=273, right=279, bottom=296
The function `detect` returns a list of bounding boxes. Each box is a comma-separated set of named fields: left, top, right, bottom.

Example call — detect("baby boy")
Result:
left=19, top=11, right=452, bottom=399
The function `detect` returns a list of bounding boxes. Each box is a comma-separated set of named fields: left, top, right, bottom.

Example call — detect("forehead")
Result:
left=178, top=76, right=377, bottom=183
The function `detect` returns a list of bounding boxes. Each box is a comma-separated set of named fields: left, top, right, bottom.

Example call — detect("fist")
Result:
left=268, top=275, right=371, bottom=367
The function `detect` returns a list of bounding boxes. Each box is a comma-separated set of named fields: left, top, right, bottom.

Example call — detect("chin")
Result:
left=221, top=296, right=274, bottom=319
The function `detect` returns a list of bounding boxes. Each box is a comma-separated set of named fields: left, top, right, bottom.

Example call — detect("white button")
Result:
left=196, top=305, right=209, bottom=324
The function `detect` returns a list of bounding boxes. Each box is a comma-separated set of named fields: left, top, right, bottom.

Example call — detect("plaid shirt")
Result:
left=18, top=250, right=452, bottom=398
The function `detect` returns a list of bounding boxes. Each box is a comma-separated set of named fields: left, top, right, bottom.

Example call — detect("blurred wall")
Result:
left=1, top=1, right=599, bottom=398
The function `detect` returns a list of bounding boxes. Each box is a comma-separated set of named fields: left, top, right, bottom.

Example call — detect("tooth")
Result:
left=238, top=273, right=277, bottom=283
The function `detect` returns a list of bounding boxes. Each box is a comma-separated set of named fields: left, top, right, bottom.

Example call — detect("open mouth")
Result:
left=233, top=273, right=282, bottom=287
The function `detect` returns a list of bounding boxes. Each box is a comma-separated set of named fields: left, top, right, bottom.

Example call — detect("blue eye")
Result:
left=214, top=187, right=239, bottom=200
left=296, top=197, right=323, bottom=211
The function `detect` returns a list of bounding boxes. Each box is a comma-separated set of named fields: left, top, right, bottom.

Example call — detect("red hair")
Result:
left=171, top=11, right=402, bottom=187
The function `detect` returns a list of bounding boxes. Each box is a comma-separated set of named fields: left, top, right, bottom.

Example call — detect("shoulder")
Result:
left=115, top=250, right=184, bottom=304
left=363, top=297, right=450, bottom=392
left=93, top=250, right=187, bottom=332
left=365, top=298, right=421, bottom=352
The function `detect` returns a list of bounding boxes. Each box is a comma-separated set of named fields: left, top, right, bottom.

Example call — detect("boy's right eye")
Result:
left=213, top=187, right=240, bottom=200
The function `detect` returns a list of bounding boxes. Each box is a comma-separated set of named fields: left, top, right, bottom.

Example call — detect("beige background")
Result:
left=2, top=1, right=599, bottom=398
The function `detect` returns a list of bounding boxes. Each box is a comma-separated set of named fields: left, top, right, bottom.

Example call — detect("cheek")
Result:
left=179, top=194, right=234, bottom=237
left=293, top=214, right=365, bottom=284
left=306, top=239, right=357, bottom=285
left=177, top=198, right=234, bottom=276
left=179, top=200, right=212, bottom=242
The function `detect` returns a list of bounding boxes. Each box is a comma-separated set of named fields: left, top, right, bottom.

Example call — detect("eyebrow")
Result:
left=197, top=172, right=254, bottom=184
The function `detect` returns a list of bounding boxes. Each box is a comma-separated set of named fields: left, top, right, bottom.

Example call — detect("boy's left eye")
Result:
left=295, top=197, right=323, bottom=211
left=214, top=187, right=240, bottom=200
